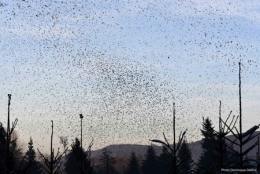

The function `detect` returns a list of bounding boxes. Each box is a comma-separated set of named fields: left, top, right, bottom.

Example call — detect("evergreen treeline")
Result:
left=1, top=62, right=260, bottom=173
left=1, top=97, right=260, bottom=174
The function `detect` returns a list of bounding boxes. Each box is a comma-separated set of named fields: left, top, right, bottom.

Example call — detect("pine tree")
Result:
left=125, top=151, right=140, bottom=174
left=65, top=138, right=82, bottom=174
left=196, top=117, right=216, bottom=173
left=141, top=145, right=160, bottom=174
left=65, top=138, right=93, bottom=174
left=0, top=94, right=24, bottom=173
left=26, top=137, right=36, bottom=164
left=210, top=101, right=240, bottom=171
left=0, top=122, right=7, bottom=172
left=220, top=62, right=260, bottom=169
left=22, top=137, right=42, bottom=173
left=0, top=123, right=5, bottom=140
left=150, top=103, right=191, bottom=174
left=96, top=148, right=118, bottom=174
left=178, top=140, right=192, bottom=174
left=158, top=147, right=171, bottom=174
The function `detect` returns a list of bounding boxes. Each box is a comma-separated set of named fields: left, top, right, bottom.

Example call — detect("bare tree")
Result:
left=59, top=136, right=68, bottom=154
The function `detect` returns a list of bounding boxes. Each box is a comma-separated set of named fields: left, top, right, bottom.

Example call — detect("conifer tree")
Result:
left=178, top=140, right=192, bottom=174
left=220, top=62, right=260, bottom=169
left=65, top=137, right=93, bottom=174
left=196, top=117, right=216, bottom=173
left=210, top=101, right=239, bottom=171
left=96, top=148, right=118, bottom=174
left=22, top=137, right=42, bottom=173
left=0, top=123, right=5, bottom=171
left=150, top=103, right=191, bottom=174
left=125, top=151, right=140, bottom=174
left=158, top=147, right=170, bottom=174
left=65, top=138, right=81, bottom=174
left=141, top=145, right=160, bottom=174
left=0, top=94, right=24, bottom=173
left=26, top=137, right=36, bottom=163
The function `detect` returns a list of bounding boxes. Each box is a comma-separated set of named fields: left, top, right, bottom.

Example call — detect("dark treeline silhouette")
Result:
left=1, top=62, right=260, bottom=173
left=0, top=94, right=94, bottom=174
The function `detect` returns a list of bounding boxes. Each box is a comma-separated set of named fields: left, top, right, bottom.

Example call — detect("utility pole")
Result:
left=7, top=94, right=11, bottom=174
left=80, top=114, right=84, bottom=174
left=51, top=120, right=54, bottom=174
left=173, top=102, right=177, bottom=174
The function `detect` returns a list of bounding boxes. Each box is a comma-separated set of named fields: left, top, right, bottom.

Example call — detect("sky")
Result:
left=1, top=0, right=260, bottom=155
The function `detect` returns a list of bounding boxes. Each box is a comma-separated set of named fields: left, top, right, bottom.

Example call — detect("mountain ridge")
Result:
left=91, top=130, right=260, bottom=163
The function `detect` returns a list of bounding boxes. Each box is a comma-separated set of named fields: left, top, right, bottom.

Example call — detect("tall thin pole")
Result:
left=80, top=114, right=84, bottom=174
left=51, top=120, right=53, bottom=174
left=219, top=100, right=221, bottom=133
left=173, top=102, right=176, bottom=174
left=219, top=100, right=223, bottom=168
left=7, top=94, right=11, bottom=173
left=7, top=94, right=11, bottom=135
left=239, top=62, right=243, bottom=168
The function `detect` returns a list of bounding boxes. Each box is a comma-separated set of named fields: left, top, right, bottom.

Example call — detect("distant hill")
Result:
left=91, top=130, right=260, bottom=163
left=91, top=144, right=163, bottom=157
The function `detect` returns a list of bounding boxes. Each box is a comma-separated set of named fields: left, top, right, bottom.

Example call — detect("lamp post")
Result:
left=80, top=114, right=84, bottom=174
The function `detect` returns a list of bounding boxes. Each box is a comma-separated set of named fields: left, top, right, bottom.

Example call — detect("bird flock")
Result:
left=0, top=0, right=260, bottom=155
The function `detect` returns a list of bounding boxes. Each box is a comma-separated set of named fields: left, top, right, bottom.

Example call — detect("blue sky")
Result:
left=1, top=0, right=260, bottom=154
